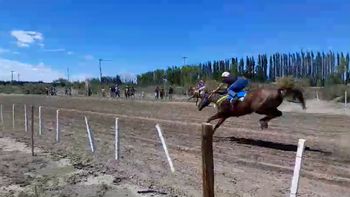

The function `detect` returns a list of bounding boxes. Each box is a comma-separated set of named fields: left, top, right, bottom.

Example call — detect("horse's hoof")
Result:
left=259, top=121, right=268, bottom=130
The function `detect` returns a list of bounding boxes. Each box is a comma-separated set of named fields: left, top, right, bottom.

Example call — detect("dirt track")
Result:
left=1, top=94, right=350, bottom=197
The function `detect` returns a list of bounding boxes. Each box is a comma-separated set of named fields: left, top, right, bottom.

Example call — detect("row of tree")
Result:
left=137, top=51, right=350, bottom=87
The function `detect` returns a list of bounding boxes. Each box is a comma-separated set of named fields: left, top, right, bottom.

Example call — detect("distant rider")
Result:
left=197, top=80, right=206, bottom=94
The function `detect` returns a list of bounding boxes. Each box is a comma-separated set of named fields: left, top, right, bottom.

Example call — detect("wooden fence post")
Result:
left=31, top=106, right=34, bottom=156
left=290, top=139, right=306, bottom=197
left=202, top=123, right=214, bottom=197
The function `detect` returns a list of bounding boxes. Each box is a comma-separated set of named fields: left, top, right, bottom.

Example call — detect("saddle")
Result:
left=216, top=91, right=247, bottom=105
left=236, top=91, right=247, bottom=101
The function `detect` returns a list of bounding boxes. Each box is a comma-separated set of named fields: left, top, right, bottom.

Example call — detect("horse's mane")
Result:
left=207, top=92, right=224, bottom=102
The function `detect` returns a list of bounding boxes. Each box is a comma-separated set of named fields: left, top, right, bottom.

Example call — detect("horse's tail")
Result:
left=278, top=88, right=306, bottom=110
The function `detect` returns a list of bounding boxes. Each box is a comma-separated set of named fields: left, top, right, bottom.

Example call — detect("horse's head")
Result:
left=198, top=93, right=211, bottom=111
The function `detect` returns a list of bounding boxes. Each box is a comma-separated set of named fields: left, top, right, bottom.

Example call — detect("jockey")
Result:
left=197, top=80, right=206, bottom=93
left=214, top=71, right=248, bottom=104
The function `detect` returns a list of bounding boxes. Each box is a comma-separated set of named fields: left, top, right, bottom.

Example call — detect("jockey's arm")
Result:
left=212, top=83, right=224, bottom=93
left=198, top=85, right=206, bottom=91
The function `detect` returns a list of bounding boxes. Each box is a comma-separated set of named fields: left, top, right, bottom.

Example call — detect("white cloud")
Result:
left=43, top=48, right=66, bottom=52
left=17, top=42, right=30, bottom=48
left=43, top=48, right=75, bottom=56
left=0, top=48, right=11, bottom=54
left=0, top=58, right=64, bottom=82
left=120, top=72, right=137, bottom=83
left=10, top=30, right=44, bottom=48
left=0, top=48, right=19, bottom=55
left=70, top=73, right=93, bottom=82
left=83, top=54, right=95, bottom=61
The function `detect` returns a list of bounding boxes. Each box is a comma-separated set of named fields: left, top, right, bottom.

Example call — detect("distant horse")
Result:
left=110, top=86, right=116, bottom=98
left=101, top=89, right=107, bottom=97
left=115, top=87, right=120, bottom=98
left=188, top=87, right=207, bottom=106
left=198, top=86, right=306, bottom=133
left=124, top=87, right=130, bottom=99
left=48, top=86, right=57, bottom=96
left=124, top=87, right=135, bottom=99
left=130, top=87, right=136, bottom=98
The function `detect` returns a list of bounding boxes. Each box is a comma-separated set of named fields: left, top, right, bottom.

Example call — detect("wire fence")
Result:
left=0, top=103, right=307, bottom=197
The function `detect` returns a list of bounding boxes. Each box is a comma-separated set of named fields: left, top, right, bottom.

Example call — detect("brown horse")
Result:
left=198, top=87, right=306, bottom=132
left=188, top=87, right=206, bottom=105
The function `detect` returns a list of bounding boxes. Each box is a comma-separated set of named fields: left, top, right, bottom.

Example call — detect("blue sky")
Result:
left=0, top=0, right=349, bottom=82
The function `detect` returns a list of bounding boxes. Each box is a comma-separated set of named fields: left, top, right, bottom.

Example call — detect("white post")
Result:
left=24, top=105, right=27, bottom=132
left=56, top=109, right=60, bottom=143
left=84, top=116, right=95, bottom=153
left=290, top=139, right=306, bottom=197
left=316, top=90, right=319, bottom=101
left=345, top=91, right=347, bottom=108
left=38, top=106, right=42, bottom=135
left=155, top=124, right=175, bottom=173
left=115, top=118, right=120, bottom=160
left=0, top=104, right=3, bottom=127
left=12, top=104, right=15, bottom=129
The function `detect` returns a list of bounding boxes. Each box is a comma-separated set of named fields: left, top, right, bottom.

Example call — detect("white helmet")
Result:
left=221, top=71, right=231, bottom=78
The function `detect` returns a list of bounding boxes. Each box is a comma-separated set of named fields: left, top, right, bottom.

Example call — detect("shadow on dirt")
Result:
left=214, top=136, right=332, bottom=155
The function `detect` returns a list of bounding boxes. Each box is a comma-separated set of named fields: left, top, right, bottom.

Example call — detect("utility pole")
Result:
left=98, top=58, right=112, bottom=83
left=17, top=73, right=20, bottom=82
left=10, top=71, right=14, bottom=82
left=182, top=56, right=188, bottom=66
left=99, top=59, right=102, bottom=82
left=67, top=67, right=70, bottom=82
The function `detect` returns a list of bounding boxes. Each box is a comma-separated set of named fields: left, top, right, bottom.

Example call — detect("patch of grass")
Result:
left=276, top=76, right=295, bottom=89
left=321, top=84, right=350, bottom=101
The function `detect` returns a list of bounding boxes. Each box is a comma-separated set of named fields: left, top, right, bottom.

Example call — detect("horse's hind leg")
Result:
left=259, top=108, right=282, bottom=129
left=259, top=118, right=269, bottom=130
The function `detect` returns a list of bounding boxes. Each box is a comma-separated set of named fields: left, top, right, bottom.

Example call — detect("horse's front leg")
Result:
left=196, top=97, right=199, bottom=106
left=213, top=117, right=227, bottom=133
left=206, top=112, right=222, bottom=123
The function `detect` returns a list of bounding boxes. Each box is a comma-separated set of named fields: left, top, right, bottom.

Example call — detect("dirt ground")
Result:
left=0, top=136, right=160, bottom=197
left=0, top=94, right=350, bottom=197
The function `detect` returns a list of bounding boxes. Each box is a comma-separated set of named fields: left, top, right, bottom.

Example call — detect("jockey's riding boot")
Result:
left=230, top=97, right=238, bottom=109
left=230, top=97, right=236, bottom=104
